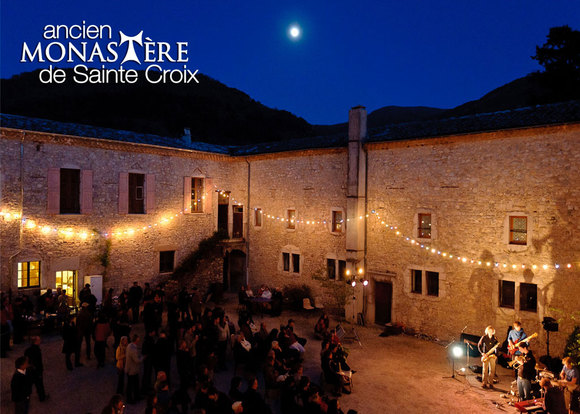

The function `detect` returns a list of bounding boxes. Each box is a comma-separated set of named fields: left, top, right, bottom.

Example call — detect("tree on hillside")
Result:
left=532, top=25, right=580, bottom=76
left=531, top=25, right=580, bottom=102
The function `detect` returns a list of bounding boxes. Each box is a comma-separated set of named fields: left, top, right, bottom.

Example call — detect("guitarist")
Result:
left=478, top=325, right=499, bottom=389
left=508, top=321, right=528, bottom=358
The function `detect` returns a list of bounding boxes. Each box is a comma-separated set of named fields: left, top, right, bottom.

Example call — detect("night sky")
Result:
left=1, top=0, right=579, bottom=124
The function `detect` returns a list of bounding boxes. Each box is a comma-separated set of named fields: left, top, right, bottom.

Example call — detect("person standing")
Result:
left=559, top=357, right=580, bottom=413
left=125, top=334, right=144, bottom=404
left=128, top=282, right=143, bottom=324
left=11, top=356, right=32, bottom=414
left=516, top=343, right=536, bottom=401
left=24, top=336, right=47, bottom=401
left=77, top=302, right=93, bottom=361
left=62, top=317, right=81, bottom=370
left=478, top=325, right=499, bottom=389
left=116, top=336, right=129, bottom=395
left=508, top=321, right=527, bottom=356
left=94, top=314, right=112, bottom=368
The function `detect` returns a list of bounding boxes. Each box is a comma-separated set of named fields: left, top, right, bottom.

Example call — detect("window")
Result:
left=18, top=261, right=40, bottom=288
left=426, top=271, right=439, bottom=296
left=292, top=254, right=300, bottom=273
left=159, top=251, right=175, bottom=273
left=327, top=259, right=336, bottom=280
left=520, top=283, right=537, bottom=312
left=509, top=216, right=527, bottom=245
left=499, top=280, right=515, bottom=308
left=254, top=208, right=262, bottom=227
left=287, top=209, right=296, bottom=230
left=129, top=173, right=145, bottom=214
left=332, top=210, right=343, bottom=233
left=56, top=270, right=77, bottom=302
left=338, top=260, right=346, bottom=281
left=191, top=177, right=204, bottom=213
left=283, top=253, right=290, bottom=272
left=411, top=269, right=422, bottom=294
left=418, top=213, right=431, bottom=239
left=60, top=168, right=80, bottom=214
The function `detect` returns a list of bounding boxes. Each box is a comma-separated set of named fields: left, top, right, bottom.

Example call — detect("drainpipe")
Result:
left=245, top=158, right=251, bottom=286
left=363, top=142, right=368, bottom=318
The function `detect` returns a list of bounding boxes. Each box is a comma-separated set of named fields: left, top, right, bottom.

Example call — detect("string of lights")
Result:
left=1, top=190, right=578, bottom=271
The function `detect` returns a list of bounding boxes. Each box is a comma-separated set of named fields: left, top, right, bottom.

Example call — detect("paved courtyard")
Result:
left=1, top=294, right=521, bottom=413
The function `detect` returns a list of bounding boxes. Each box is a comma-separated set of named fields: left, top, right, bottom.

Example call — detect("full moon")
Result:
left=289, top=25, right=301, bottom=39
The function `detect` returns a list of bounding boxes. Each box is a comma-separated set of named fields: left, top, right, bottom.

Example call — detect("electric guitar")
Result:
left=508, top=332, right=538, bottom=355
left=481, top=342, right=500, bottom=363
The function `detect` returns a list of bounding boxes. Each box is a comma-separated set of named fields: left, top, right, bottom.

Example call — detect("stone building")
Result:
left=1, top=100, right=579, bottom=354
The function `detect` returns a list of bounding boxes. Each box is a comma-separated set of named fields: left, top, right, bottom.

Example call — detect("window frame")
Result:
left=498, top=280, right=515, bottom=309
left=254, top=208, right=262, bottom=228
left=331, top=209, right=344, bottom=234
left=60, top=168, right=81, bottom=214
left=128, top=172, right=146, bottom=214
left=287, top=209, right=296, bottom=230
left=509, top=216, right=527, bottom=245
left=519, top=282, right=537, bottom=313
left=292, top=253, right=300, bottom=274
left=159, top=250, right=176, bottom=274
left=18, top=261, right=41, bottom=289
left=426, top=271, right=439, bottom=297
left=327, top=258, right=336, bottom=280
left=190, top=177, right=205, bottom=213
left=418, top=213, right=432, bottom=239
left=411, top=269, right=422, bottom=294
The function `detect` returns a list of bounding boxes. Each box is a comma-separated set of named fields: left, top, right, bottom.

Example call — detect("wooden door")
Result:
left=375, top=281, right=392, bottom=325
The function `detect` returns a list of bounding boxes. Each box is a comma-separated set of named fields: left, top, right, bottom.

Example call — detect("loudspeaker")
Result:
left=542, top=317, right=559, bottom=332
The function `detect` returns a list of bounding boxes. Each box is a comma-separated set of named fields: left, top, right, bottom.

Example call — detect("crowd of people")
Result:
left=4, top=283, right=357, bottom=414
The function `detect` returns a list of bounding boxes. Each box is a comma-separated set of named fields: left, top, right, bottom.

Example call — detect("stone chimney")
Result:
left=183, top=128, right=191, bottom=144
left=348, top=105, right=367, bottom=142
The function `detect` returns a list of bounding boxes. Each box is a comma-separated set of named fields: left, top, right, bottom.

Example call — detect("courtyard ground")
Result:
left=1, top=294, right=524, bottom=413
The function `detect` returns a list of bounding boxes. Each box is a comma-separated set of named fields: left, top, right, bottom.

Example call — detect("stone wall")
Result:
left=365, top=125, right=580, bottom=354
left=0, top=130, right=236, bottom=297
left=246, top=150, right=349, bottom=303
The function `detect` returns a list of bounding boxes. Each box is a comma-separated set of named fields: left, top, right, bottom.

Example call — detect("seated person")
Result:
left=245, top=285, right=254, bottom=298
left=260, top=286, right=272, bottom=300
left=315, top=313, right=330, bottom=339
left=540, top=378, right=567, bottom=414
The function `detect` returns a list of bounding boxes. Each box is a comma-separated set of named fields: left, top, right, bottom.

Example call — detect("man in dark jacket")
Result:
left=516, top=343, right=536, bottom=401
left=24, top=336, right=47, bottom=401
left=11, top=356, right=32, bottom=414
left=76, top=302, right=93, bottom=360
left=128, top=281, right=143, bottom=324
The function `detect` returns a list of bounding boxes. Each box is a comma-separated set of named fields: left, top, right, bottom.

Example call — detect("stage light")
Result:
left=452, top=345, right=463, bottom=358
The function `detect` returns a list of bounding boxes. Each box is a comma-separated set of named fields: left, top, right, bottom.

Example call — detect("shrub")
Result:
left=564, top=325, right=580, bottom=365
left=282, top=284, right=313, bottom=310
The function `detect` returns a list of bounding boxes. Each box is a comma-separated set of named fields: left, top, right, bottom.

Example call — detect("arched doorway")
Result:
left=223, top=250, right=246, bottom=293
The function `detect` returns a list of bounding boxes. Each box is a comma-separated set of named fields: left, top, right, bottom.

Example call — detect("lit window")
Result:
left=332, top=210, right=343, bottom=233
left=418, top=213, right=432, bottom=239
left=509, top=216, right=527, bottom=245
left=191, top=178, right=204, bottom=213
left=287, top=210, right=296, bottom=230
left=159, top=251, right=175, bottom=273
left=499, top=280, right=515, bottom=308
left=18, top=261, right=41, bottom=288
